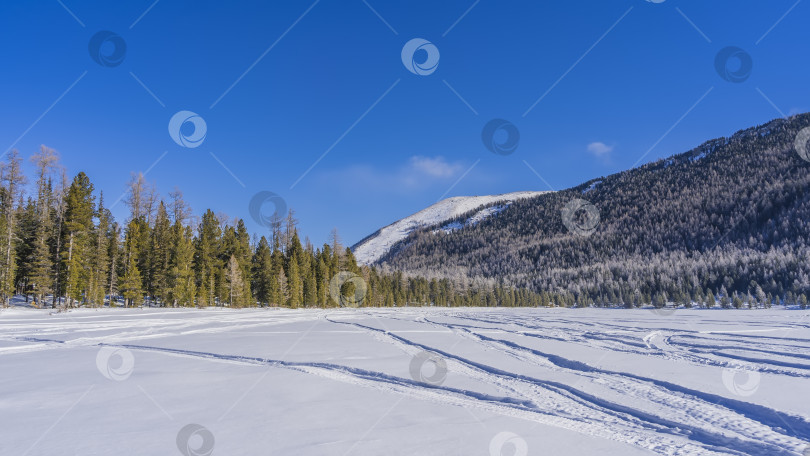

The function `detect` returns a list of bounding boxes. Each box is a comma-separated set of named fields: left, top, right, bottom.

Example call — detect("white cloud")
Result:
left=587, top=142, right=614, bottom=157
left=314, top=155, right=471, bottom=197
left=408, top=155, right=464, bottom=178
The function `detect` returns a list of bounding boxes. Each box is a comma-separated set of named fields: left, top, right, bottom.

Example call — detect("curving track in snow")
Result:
left=1, top=307, right=809, bottom=455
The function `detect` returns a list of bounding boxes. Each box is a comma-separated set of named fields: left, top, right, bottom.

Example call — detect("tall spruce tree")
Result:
left=169, top=224, right=196, bottom=306
left=87, top=193, right=111, bottom=307
left=251, top=236, right=274, bottom=306
left=121, top=254, right=143, bottom=307
left=61, top=172, right=95, bottom=307
left=15, top=198, right=37, bottom=302
left=195, top=210, right=221, bottom=306
left=149, top=202, right=171, bottom=304
left=107, top=222, right=120, bottom=304
left=0, top=150, right=25, bottom=306
left=28, top=146, right=59, bottom=306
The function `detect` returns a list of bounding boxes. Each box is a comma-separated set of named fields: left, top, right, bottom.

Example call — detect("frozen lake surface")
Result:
left=2, top=307, right=809, bottom=455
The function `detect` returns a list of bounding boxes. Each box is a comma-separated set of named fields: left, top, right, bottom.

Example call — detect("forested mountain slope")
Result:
left=376, top=114, right=810, bottom=307
left=352, top=191, right=548, bottom=265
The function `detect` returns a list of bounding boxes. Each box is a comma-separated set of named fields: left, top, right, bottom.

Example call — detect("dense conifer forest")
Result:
left=0, top=146, right=545, bottom=309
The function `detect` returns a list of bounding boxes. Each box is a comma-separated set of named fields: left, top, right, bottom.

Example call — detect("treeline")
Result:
left=380, top=114, right=810, bottom=309
left=0, top=146, right=550, bottom=309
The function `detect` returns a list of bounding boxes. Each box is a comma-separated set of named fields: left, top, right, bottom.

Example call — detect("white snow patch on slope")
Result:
left=353, top=191, right=548, bottom=265
left=583, top=180, right=603, bottom=194
left=435, top=204, right=509, bottom=234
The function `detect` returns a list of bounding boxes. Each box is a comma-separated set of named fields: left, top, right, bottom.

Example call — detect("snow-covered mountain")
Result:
left=352, top=191, right=549, bottom=265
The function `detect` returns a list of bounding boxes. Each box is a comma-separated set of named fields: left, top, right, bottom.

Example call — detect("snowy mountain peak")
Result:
left=352, top=191, right=549, bottom=265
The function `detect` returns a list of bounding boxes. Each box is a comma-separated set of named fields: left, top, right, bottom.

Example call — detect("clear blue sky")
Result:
left=1, top=0, right=808, bottom=246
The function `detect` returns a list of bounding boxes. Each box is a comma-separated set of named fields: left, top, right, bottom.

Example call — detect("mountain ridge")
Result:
left=363, top=114, right=810, bottom=307
left=352, top=191, right=548, bottom=265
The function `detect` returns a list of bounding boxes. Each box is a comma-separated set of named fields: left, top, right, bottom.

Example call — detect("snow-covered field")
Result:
left=2, top=307, right=809, bottom=455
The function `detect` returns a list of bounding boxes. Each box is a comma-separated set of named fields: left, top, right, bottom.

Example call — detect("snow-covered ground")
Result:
left=2, top=307, right=809, bottom=455
left=352, top=191, right=548, bottom=265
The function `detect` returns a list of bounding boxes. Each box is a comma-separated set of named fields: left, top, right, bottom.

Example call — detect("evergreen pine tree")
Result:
left=61, top=172, right=95, bottom=307
left=195, top=209, right=221, bottom=306
left=29, top=146, right=58, bottom=306
left=0, top=150, right=25, bottom=306
left=88, top=193, right=110, bottom=307
left=277, top=264, right=289, bottom=306
left=121, top=254, right=143, bottom=307
left=169, top=225, right=196, bottom=307
left=149, top=202, right=171, bottom=305
left=251, top=236, right=274, bottom=306
left=316, top=256, right=329, bottom=307
left=287, top=253, right=302, bottom=308
left=107, top=222, right=120, bottom=305
left=15, top=198, right=37, bottom=302
left=269, top=248, right=283, bottom=306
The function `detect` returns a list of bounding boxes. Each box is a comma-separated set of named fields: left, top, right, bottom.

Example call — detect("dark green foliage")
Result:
left=61, top=172, right=95, bottom=306
left=148, top=202, right=171, bottom=303
left=251, top=236, right=274, bottom=306
left=169, top=224, right=196, bottom=306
